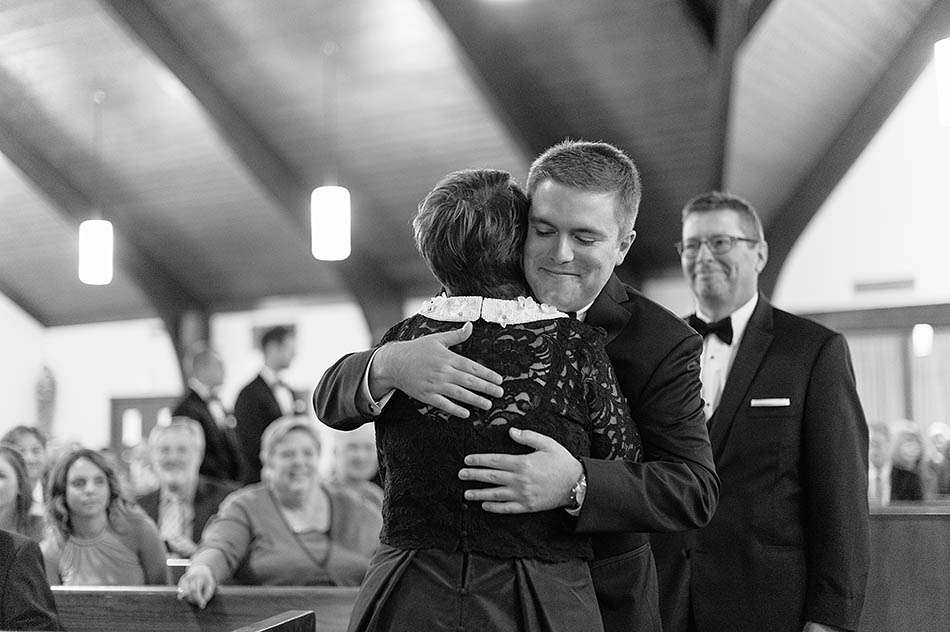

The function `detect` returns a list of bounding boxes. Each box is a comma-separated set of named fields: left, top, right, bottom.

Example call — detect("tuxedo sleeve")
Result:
left=576, top=332, right=719, bottom=533
left=4, top=539, right=62, bottom=630
left=802, top=333, right=869, bottom=630
left=313, top=349, right=378, bottom=430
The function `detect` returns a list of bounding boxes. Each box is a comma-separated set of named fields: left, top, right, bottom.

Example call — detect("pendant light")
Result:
left=78, top=90, right=114, bottom=285
left=311, top=38, right=351, bottom=261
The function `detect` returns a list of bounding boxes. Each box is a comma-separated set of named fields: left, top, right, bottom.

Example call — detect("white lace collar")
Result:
left=418, top=295, right=568, bottom=325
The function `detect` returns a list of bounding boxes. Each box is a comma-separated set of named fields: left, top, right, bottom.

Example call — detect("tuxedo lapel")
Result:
left=708, top=295, right=774, bottom=459
left=587, top=274, right=631, bottom=343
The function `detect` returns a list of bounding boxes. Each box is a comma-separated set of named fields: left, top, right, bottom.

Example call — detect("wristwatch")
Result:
left=566, top=471, right=587, bottom=514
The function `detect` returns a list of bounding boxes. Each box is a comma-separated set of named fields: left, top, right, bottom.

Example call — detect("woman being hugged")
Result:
left=177, top=416, right=381, bottom=608
left=344, top=169, right=641, bottom=632
left=41, top=449, right=168, bottom=585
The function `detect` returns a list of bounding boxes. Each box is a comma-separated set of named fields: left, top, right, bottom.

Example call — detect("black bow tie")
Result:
left=688, top=314, right=733, bottom=345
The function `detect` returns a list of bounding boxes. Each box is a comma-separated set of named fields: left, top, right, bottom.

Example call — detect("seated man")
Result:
left=137, top=418, right=238, bottom=557
left=327, top=424, right=383, bottom=509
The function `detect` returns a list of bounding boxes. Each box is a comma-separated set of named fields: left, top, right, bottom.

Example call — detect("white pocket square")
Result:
left=750, top=397, right=791, bottom=407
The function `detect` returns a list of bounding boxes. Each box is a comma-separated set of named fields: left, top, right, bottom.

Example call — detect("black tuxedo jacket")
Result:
left=173, top=388, right=245, bottom=483
left=314, top=275, right=719, bottom=632
left=652, top=296, right=870, bottom=632
left=136, top=475, right=239, bottom=545
left=0, top=528, right=62, bottom=630
left=233, top=375, right=283, bottom=483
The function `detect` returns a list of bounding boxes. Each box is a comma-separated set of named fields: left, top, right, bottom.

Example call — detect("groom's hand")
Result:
left=459, top=427, right=582, bottom=513
left=371, top=322, right=504, bottom=418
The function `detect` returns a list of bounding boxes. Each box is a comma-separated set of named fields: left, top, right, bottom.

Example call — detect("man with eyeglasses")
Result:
left=651, top=191, right=869, bottom=632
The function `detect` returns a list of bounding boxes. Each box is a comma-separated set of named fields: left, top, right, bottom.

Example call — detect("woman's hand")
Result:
left=177, top=563, right=216, bottom=608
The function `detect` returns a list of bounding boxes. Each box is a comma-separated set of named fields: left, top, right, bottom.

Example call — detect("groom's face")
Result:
left=523, top=179, right=634, bottom=312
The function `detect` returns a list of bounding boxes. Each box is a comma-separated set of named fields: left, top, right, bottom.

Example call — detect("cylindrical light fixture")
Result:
left=912, top=323, right=934, bottom=358
left=311, top=185, right=351, bottom=261
left=78, top=219, right=114, bottom=285
left=936, top=37, right=950, bottom=126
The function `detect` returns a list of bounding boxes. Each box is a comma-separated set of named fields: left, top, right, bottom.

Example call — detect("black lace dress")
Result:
left=347, top=296, right=641, bottom=632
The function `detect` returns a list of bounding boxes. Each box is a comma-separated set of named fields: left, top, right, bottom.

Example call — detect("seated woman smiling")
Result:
left=177, top=416, right=381, bottom=607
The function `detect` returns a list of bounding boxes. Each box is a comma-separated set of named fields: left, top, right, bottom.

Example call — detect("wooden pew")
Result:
left=51, top=585, right=358, bottom=632
left=861, top=506, right=950, bottom=632
left=231, top=610, right=315, bottom=632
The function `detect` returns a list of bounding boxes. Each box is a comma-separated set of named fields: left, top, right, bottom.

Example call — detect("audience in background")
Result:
left=327, top=425, right=383, bottom=509
left=41, top=448, right=168, bottom=585
left=925, top=421, right=950, bottom=497
left=0, top=528, right=62, bottom=630
left=868, top=422, right=892, bottom=506
left=0, top=446, right=43, bottom=540
left=173, top=345, right=245, bottom=484
left=177, top=416, right=380, bottom=608
left=889, top=421, right=925, bottom=502
left=136, top=419, right=238, bottom=558
left=234, top=326, right=304, bottom=483
left=1, top=426, right=49, bottom=521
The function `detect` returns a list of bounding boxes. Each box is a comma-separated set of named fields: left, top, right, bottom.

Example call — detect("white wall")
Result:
left=42, top=319, right=181, bottom=447
left=0, top=292, right=45, bottom=431
left=773, top=61, right=950, bottom=312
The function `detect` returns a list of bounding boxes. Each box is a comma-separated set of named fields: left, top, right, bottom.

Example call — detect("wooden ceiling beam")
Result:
left=760, top=0, right=950, bottom=294
left=426, top=0, right=572, bottom=161
left=705, top=0, right=774, bottom=191
left=0, top=119, right=207, bottom=349
left=426, top=0, right=685, bottom=274
left=100, top=0, right=405, bottom=342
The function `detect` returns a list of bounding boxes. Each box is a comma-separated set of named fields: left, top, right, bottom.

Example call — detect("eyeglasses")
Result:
left=674, top=235, right=759, bottom=258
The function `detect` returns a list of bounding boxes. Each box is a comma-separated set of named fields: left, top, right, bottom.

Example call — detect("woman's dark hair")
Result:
left=413, top=169, right=530, bottom=298
left=45, top=448, right=131, bottom=540
left=0, top=444, right=33, bottom=535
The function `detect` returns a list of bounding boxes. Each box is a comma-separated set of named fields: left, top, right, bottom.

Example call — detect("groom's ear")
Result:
left=616, top=230, right=636, bottom=266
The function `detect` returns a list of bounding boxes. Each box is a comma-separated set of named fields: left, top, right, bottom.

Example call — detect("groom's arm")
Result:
left=461, top=332, right=719, bottom=533
left=313, top=349, right=378, bottom=430
left=313, top=323, right=505, bottom=430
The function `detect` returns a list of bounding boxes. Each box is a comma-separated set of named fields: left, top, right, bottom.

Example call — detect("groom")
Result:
left=315, top=140, right=718, bottom=631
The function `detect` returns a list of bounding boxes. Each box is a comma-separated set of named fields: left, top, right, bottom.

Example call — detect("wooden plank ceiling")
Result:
left=0, top=0, right=942, bottom=330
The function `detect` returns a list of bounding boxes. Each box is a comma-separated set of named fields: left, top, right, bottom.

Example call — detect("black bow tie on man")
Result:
left=688, top=314, right=733, bottom=345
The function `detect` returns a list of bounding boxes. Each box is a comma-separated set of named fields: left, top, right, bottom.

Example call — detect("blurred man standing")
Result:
left=173, top=346, right=244, bottom=483
left=234, top=326, right=302, bottom=483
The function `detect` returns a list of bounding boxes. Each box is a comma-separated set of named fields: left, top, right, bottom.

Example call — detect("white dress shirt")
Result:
left=695, top=294, right=758, bottom=421
left=188, top=378, right=229, bottom=428
left=261, top=366, right=295, bottom=416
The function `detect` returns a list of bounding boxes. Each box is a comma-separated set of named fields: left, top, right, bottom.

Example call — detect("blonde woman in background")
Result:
left=177, top=416, right=381, bottom=608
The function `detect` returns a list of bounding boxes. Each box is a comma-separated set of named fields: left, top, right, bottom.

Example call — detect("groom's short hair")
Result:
left=413, top=169, right=529, bottom=297
left=526, top=140, right=641, bottom=234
